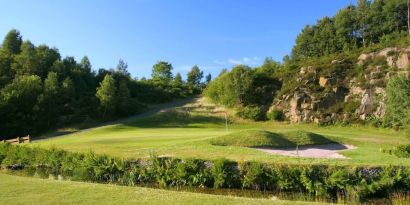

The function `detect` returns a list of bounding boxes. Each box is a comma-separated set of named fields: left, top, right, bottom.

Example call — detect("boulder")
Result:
left=396, top=53, right=410, bottom=70
left=301, top=103, right=311, bottom=110
left=374, top=102, right=386, bottom=119
left=358, top=53, right=373, bottom=61
left=319, top=76, right=335, bottom=87
left=357, top=90, right=376, bottom=120
left=313, top=115, right=332, bottom=124
left=299, top=67, right=307, bottom=75
left=377, top=47, right=398, bottom=57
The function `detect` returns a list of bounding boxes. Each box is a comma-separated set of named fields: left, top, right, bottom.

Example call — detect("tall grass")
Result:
left=1, top=143, right=410, bottom=204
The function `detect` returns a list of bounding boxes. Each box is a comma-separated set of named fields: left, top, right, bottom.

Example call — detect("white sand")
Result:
left=256, top=144, right=356, bottom=159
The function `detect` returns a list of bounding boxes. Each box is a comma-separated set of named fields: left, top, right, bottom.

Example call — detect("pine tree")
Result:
left=116, top=79, right=130, bottom=115
left=96, top=74, right=117, bottom=118
left=40, top=72, right=60, bottom=127
left=187, top=65, right=203, bottom=86
left=1, top=29, right=22, bottom=55
left=152, top=61, right=173, bottom=85
left=205, top=73, right=212, bottom=85
left=173, top=72, right=183, bottom=87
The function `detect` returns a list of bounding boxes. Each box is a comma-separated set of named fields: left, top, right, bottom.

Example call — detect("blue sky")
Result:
left=0, top=0, right=354, bottom=79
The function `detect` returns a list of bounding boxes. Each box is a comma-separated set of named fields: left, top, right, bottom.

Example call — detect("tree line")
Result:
left=291, top=0, right=409, bottom=60
left=204, top=0, right=410, bottom=133
left=0, top=30, right=209, bottom=139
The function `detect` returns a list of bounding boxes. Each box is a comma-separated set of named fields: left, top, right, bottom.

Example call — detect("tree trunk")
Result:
left=408, top=0, right=410, bottom=34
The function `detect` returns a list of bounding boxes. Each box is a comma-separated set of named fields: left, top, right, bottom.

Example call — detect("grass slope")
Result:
left=34, top=98, right=410, bottom=166
left=210, top=130, right=334, bottom=147
left=0, top=174, right=321, bottom=205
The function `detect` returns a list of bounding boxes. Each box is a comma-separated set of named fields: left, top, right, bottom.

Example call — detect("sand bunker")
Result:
left=256, top=144, right=356, bottom=159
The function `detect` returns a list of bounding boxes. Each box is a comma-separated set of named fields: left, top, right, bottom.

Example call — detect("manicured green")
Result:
left=210, top=130, right=334, bottom=148
left=34, top=99, right=410, bottom=166
left=0, top=174, right=320, bottom=205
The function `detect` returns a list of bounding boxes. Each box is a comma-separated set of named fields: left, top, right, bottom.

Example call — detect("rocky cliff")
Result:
left=271, top=47, right=410, bottom=124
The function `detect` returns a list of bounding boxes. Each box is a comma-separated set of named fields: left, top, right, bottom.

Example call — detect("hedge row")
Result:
left=1, top=143, right=410, bottom=203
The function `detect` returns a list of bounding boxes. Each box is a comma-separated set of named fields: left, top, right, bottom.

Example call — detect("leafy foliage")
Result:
left=267, top=109, right=285, bottom=121
left=292, top=0, right=409, bottom=60
left=385, top=75, right=410, bottom=129
left=1, top=144, right=410, bottom=203
left=0, top=30, right=196, bottom=139
left=204, top=64, right=281, bottom=120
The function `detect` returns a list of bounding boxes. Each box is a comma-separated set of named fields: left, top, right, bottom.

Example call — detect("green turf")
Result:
left=0, top=174, right=323, bottom=205
left=210, top=130, right=334, bottom=147
left=33, top=98, right=410, bottom=166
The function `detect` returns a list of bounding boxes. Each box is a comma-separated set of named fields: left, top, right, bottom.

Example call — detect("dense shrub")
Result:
left=267, top=109, right=285, bottom=121
left=236, top=106, right=264, bottom=121
left=240, top=161, right=276, bottom=190
left=383, top=144, right=410, bottom=158
left=1, top=144, right=410, bottom=203
left=211, top=158, right=240, bottom=188
left=385, top=76, right=410, bottom=128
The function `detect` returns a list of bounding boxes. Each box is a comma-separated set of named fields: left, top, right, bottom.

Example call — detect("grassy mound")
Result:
left=210, top=130, right=334, bottom=148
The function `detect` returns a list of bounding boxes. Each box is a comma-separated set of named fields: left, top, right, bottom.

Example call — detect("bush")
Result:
left=236, top=106, right=264, bottom=121
left=211, top=158, right=240, bottom=188
left=1, top=144, right=410, bottom=203
left=240, top=161, right=276, bottom=190
left=267, top=109, right=285, bottom=121
left=342, top=101, right=360, bottom=114
left=384, top=144, right=410, bottom=158
left=174, top=159, right=211, bottom=188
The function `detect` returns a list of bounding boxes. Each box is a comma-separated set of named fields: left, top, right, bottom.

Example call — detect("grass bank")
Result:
left=0, top=174, right=321, bottom=205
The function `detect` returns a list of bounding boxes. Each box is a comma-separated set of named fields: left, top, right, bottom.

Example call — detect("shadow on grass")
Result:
left=210, top=130, right=341, bottom=148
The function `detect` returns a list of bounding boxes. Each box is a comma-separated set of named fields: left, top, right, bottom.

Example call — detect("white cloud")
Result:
left=226, top=57, right=261, bottom=65
left=228, top=58, right=243, bottom=65
left=213, top=60, right=226, bottom=65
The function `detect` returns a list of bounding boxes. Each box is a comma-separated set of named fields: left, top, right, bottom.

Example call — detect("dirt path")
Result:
left=35, top=97, right=197, bottom=141
left=256, top=144, right=356, bottom=159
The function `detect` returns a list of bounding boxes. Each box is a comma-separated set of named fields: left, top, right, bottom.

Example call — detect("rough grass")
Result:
left=209, top=130, right=334, bottom=148
left=0, top=174, right=322, bottom=205
left=33, top=98, right=410, bottom=166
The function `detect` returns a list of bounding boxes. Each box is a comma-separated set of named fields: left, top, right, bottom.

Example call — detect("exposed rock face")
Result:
left=397, top=52, right=410, bottom=69
left=271, top=47, right=409, bottom=124
left=358, top=47, right=410, bottom=70
left=357, top=90, right=375, bottom=120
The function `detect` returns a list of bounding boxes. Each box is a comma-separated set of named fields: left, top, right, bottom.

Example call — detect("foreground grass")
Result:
left=34, top=98, right=410, bottom=166
left=0, top=174, right=321, bottom=205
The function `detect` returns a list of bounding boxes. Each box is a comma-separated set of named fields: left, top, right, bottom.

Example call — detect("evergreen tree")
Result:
left=80, top=56, right=92, bottom=73
left=0, top=75, right=43, bottom=136
left=116, top=59, right=130, bottom=78
left=173, top=72, right=183, bottom=87
left=357, top=0, right=371, bottom=47
left=152, top=61, right=173, bottom=85
left=187, top=65, right=203, bottom=86
left=205, top=73, right=212, bottom=85
left=334, top=5, right=358, bottom=51
left=96, top=74, right=117, bottom=118
left=116, top=79, right=130, bottom=115
left=386, top=76, right=410, bottom=128
left=1, top=29, right=22, bottom=55
left=39, top=72, right=60, bottom=127
left=12, top=41, right=40, bottom=76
